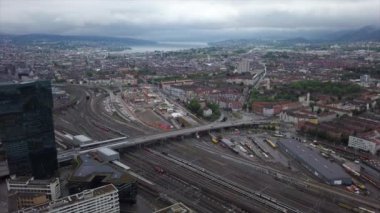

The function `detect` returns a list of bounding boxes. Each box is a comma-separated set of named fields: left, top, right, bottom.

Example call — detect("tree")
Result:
left=316, top=108, right=322, bottom=115
left=187, top=99, right=201, bottom=114
left=207, top=102, right=221, bottom=118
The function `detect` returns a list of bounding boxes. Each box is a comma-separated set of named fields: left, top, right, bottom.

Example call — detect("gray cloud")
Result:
left=0, top=0, right=379, bottom=41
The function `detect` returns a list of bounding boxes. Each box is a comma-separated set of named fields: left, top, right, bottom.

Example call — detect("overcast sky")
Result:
left=0, top=0, right=379, bottom=41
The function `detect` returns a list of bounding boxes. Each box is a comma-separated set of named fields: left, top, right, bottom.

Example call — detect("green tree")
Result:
left=207, top=102, right=221, bottom=117
left=187, top=99, right=201, bottom=114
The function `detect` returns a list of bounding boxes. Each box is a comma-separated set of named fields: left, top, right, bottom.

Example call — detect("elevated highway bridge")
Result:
left=57, top=118, right=269, bottom=162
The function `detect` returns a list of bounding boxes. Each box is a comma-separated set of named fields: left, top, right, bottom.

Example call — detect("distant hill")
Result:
left=332, top=25, right=380, bottom=42
left=208, top=37, right=313, bottom=47
left=0, top=34, right=156, bottom=45
left=280, top=37, right=311, bottom=44
left=209, top=25, right=380, bottom=47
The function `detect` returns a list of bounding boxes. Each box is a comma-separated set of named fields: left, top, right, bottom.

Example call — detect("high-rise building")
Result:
left=236, top=59, right=251, bottom=73
left=0, top=81, right=58, bottom=179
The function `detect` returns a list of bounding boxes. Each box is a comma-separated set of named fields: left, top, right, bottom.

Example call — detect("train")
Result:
left=153, top=165, right=165, bottom=174
left=265, top=138, right=277, bottom=148
left=209, top=133, right=219, bottom=144
left=273, top=133, right=284, bottom=137
left=221, top=138, right=239, bottom=154
left=342, top=164, right=360, bottom=177
left=338, top=202, right=375, bottom=213
left=352, top=178, right=366, bottom=190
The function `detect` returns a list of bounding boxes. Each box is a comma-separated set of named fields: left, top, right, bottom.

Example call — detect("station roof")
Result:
left=70, top=153, right=134, bottom=185
left=279, top=139, right=350, bottom=181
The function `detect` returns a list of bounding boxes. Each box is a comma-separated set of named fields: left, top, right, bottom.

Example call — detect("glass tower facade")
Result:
left=0, top=80, right=58, bottom=179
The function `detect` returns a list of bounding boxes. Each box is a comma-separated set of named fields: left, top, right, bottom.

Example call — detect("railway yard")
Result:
left=52, top=85, right=380, bottom=213
left=53, top=85, right=159, bottom=144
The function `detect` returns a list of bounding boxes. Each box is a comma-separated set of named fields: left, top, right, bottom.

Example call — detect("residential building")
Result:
left=360, top=74, right=371, bottom=87
left=348, top=130, right=380, bottom=155
left=0, top=80, right=58, bottom=179
left=160, top=79, right=194, bottom=89
left=279, top=111, right=318, bottom=125
left=17, top=184, right=120, bottom=213
left=162, top=86, right=186, bottom=101
left=252, top=101, right=302, bottom=116
left=314, top=104, right=353, bottom=117
left=236, top=59, right=251, bottom=73
left=279, top=109, right=336, bottom=125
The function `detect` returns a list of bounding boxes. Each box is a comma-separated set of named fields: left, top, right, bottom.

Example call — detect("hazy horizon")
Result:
left=1, top=0, right=379, bottom=42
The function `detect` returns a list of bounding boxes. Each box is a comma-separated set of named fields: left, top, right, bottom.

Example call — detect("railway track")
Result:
left=148, top=148, right=301, bottom=213
left=188, top=141, right=380, bottom=211
left=125, top=149, right=293, bottom=212
left=123, top=153, right=233, bottom=213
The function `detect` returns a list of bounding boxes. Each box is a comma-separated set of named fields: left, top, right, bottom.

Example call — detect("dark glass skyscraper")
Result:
left=0, top=80, right=58, bottom=179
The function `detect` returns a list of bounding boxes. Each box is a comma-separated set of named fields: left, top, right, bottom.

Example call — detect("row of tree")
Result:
left=186, top=98, right=221, bottom=121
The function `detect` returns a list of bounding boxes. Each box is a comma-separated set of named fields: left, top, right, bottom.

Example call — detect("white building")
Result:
left=298, top=93, right=310, bottom=107
left=348, top=130, right=380, bottom=155
left=236, top=59, right=251, bottom=73
left=7, top=177, right=61, bottom=201
left=18, top=184, right=119, bottom=213
left=202, top=108, right=212, bottom=117
left=73, top=135, right=92, bottom=146
left=97, top=147, right=120, bottom=162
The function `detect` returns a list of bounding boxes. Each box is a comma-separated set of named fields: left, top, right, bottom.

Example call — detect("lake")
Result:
left=118, top=42, right=208, bottom=53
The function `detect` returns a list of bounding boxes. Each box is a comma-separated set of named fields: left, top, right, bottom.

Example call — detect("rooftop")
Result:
left=7, top=176, right=59, bottom=186
left=18, top=184, right=117, bottom=213
left=279, top=139, right=350, bottom=181
left=359, top=130, right=380, bottom=145
left=97, top=147, right=118, bottom=157
left=73, top=135, right=92, bottom=143
left=70, top=153, right=134, bottom=185
left=153, top=202, right=194, bottom=213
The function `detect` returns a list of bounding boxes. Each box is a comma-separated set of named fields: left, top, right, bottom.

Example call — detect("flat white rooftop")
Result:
left=97, top=147, right=118, bottom=156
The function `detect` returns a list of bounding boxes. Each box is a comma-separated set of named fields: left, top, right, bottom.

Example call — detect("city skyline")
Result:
left=0, top=0, right=379, bottom=41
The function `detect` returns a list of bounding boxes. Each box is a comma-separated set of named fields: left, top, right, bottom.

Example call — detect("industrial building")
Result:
left=68, top=151, right=137, bottom=203
left=18, top=184, right=120, bottom=213
left=278, top=139, right=352, bottom=185
left=0, top=80, right=58, bottom=179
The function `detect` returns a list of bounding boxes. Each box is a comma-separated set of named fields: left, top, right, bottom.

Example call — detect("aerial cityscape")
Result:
left=0, top=0, right=380, bottom=212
